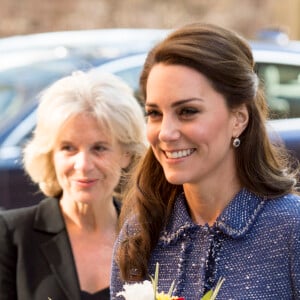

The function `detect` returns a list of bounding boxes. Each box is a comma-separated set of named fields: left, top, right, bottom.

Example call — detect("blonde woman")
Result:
left=0, top=71, right=146, bottom=300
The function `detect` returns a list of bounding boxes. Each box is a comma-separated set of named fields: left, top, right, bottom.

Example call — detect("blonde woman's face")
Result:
left=52, top=114, right=131, bottom=205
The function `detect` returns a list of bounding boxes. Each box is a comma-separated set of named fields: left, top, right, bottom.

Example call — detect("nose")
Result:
left=73, top=151, right=94, bottom=172
left=158, top=115, right=180, bottom=142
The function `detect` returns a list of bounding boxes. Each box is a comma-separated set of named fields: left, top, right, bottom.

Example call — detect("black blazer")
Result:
left=0, top=198, right=81, bottom=300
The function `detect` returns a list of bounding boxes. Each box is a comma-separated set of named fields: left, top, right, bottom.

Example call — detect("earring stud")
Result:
left=233, top=137, right=241, bottom=148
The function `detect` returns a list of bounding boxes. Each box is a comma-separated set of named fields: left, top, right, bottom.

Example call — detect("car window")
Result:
left=0, top=57, right=96, bottom=130
left=115, top=66, right=141, bottom=91
left=114, top=66, right=144, bottom=104
left=257, top=63, right=300, bottom=119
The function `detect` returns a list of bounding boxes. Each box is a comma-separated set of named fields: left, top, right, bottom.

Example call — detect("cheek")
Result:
left=100, top=160, right=123, bottom=188
left=53, top=153, right=71, bottom=175
left=97, top=156, right=122, bottom=176
left=206, top=118, right=234, bottom=147
left=146, top=124, right=157, bottom=145
left=204, top=110, right=232, bottom=132
left=52, top=153, right=62, bottom=173
left=180, top=122, right=208, bottom=144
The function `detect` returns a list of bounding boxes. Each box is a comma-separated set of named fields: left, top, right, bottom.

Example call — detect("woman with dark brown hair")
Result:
left=111, top=23, right=300, bottom=299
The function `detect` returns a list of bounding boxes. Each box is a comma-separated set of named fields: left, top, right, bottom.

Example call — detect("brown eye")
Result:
left=94, top=145, right=106, bottom=152
left=179, top=108, right=199, bottom=119
left=179, top=108, right=199, bottom=116
left=61, top=144, right=74, bottom=152
left=145, top=109, right=161, bottom=119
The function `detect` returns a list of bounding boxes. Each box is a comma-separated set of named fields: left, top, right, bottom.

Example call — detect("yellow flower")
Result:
left=156, top=292, right=180, bottom=300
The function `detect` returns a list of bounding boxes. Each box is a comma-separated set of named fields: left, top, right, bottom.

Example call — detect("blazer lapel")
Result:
left=34, top=198, right=81, bottom=300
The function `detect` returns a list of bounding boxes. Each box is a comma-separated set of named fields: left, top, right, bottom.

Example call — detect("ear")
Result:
left=120, top=151, right=132, bottom=169
left=232, top=104, right=249, bottom=137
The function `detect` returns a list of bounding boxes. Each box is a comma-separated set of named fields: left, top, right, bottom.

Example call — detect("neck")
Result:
left=183, top=179, right=241, bottom=226
left=59, top=196, right=118, bottom=233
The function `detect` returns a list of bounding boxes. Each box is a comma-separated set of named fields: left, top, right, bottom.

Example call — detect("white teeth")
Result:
left=165, top=149, right=194, bottom=159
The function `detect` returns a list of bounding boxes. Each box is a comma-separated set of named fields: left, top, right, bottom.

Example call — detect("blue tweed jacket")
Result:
left=111, top=189, right=300, bottom=299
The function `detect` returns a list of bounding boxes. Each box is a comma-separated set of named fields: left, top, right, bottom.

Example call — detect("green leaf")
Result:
left=201, top=290, right=213, bottom=300
left=150, top=262, right=160, bottom=300
left=200, top=277, right=225, bottom=300
left=211, top=277, right=225, bottom=299
left=167, top=280, right=175, bottom=296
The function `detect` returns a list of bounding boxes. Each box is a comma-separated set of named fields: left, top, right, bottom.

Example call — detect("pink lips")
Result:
left=74, top=178, right=98, bottom=188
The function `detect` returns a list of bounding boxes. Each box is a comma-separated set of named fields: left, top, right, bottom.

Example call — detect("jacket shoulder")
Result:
left=0, top=197, right=58, bottom=230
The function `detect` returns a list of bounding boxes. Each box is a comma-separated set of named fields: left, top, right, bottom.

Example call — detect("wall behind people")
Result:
left=0, top=0, right=300, bottom=39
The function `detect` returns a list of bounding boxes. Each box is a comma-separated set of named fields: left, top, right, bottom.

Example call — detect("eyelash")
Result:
left=93, top=145, right=107, bottom=152
left=179, top=108, right=199, bottom=116
left=145, top=110, right=161, bottom=117
left=145, top=108, right=199, bottom=119
left=61, top=145, right=74, bottom=151
left=60, top=145, right=107, bottom=152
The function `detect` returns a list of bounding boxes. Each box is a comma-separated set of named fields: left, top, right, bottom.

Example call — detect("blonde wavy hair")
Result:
left=23, top=71, right=147, bottom=197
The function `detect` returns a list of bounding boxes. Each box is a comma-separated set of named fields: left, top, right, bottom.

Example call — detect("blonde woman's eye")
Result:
left=94, top=145, right=106, bottom=152
left=61, top=145, right=74, bottom=151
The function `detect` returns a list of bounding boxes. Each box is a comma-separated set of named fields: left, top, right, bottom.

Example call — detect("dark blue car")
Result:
left=0, top=29, right=300, bottom=209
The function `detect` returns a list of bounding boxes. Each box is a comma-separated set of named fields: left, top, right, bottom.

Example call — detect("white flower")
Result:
left=116, top=263, right=225, bottom=300
left=117, top=280, right=154, bottom=300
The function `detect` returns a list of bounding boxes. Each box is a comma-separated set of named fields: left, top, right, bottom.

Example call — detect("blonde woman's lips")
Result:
left=74, top=178, right=98, bottom=187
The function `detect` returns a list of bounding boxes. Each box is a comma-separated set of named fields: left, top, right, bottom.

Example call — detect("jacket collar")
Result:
left=159, top=189, right=266, bottom=245
left=216, top=189, right=266, bottom=238
left=34, top=198, right=81, bottom=300
left=34, top=197, right=65, bottom=233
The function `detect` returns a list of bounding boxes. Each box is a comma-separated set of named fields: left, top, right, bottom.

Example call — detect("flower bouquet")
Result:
left=117, top=263, right=224, bottom=300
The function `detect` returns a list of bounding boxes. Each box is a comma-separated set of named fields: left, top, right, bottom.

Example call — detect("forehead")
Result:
left=147, top=64, right=212, bottom=91
left=146, top=63, right=223, bottom=107
left=56, top=113, right=112, bottom=141
left=148, top=62, right=204, bottom=83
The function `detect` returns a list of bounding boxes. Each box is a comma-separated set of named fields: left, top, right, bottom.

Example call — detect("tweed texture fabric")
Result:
left=111, top=189, right=300, bottom=299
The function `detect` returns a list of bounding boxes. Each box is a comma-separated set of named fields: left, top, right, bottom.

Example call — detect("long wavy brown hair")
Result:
left=117, top=22, right=299, bottom=281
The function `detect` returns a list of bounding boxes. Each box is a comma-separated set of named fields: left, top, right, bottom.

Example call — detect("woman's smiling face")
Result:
left=145, top=63, right=241, bottom=186
left=52, top=113, right=130, bottom=204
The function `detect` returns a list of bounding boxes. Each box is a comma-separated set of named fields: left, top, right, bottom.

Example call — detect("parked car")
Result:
left=0, top=30, right=300, bottom=209
left=0, top=28, right=168, bottom=142
left=0, top=29, right=168, bottom=209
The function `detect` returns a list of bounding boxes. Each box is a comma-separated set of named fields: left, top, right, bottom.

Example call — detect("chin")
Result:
left=165, top=174, right=187, bottom=185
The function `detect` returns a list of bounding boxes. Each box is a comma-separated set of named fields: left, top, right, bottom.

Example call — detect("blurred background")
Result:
left=1, top=0, right=300, bottom=210
left=0, top=0, right=300, bottom=39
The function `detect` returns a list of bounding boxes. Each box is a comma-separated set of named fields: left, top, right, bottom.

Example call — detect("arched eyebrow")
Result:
left=145, top=97, right=203, bottom=108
